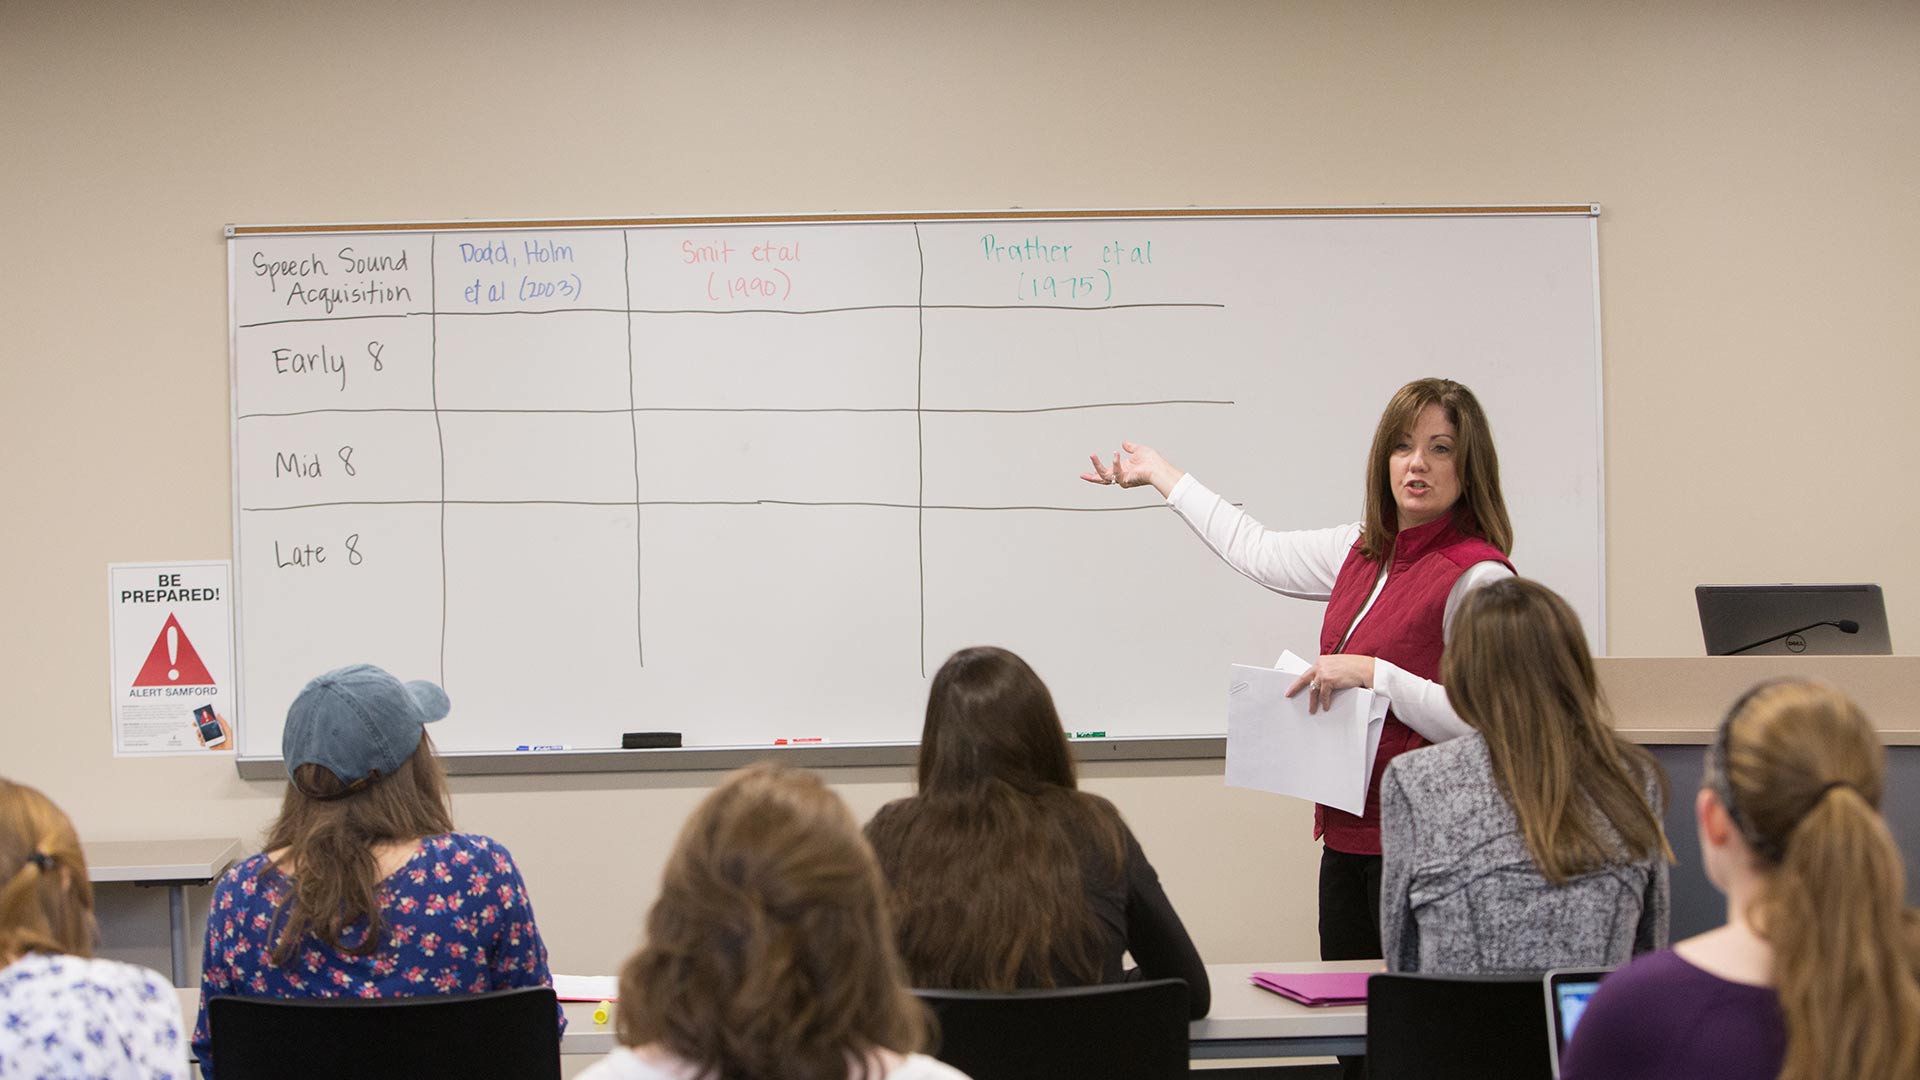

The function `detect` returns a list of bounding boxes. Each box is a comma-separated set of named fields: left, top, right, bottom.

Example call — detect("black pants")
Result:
left=1319, top=846, right=1383, bottom=1080
left=1318, top=846, right=1384, bottom=960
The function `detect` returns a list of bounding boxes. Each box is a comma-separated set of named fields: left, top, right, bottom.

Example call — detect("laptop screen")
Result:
left=1544, top=967, right=1612, bottom=1078
left=1553, top=978, right=1602, bottom=1041
left=1695, top=583, right=1891, bottom=656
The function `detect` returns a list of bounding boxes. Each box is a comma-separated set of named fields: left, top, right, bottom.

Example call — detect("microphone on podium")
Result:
left=1723, top=619, right=1860, bottom=656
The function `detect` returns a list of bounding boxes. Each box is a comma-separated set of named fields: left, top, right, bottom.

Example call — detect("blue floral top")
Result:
left=190, top=833, right=561, bottom=1077
left=0, top=952, right=184, bottom=1079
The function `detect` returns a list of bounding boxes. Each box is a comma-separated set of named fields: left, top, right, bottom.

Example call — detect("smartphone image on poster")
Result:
left=193, top=704, right=227, bottom=749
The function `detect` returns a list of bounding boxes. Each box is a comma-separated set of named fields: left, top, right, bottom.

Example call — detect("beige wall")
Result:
left=4, top=0, right=1917, bottom=978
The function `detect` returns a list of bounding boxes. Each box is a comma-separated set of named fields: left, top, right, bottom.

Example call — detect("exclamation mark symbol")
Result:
left=167, top=625, right=179, bottom=682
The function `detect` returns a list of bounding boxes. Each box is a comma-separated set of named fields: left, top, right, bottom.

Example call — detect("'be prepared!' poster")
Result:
left=108, top=561, right=236, bottom=756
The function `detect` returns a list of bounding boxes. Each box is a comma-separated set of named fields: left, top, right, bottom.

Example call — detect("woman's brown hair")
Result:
left=1442, top=578, right=1671, bottom=885
left=1357, top=377, right=1512, bottom=562
left=864, top=646, right=1126, bottom=990
left=260, top=731, right=454, bottom=966
left=616, top=762, right=927, bottom=1080
left=0, top=779, right=95, bottom=961
left=1709, top=679, right=1920, bottom=1080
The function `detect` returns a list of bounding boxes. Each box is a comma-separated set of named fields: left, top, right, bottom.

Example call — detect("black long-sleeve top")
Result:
left=1086, top=822, right=1213, bottom=1018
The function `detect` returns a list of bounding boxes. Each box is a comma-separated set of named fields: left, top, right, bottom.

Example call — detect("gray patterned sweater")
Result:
left=1379, top=733, right=1669, bottom=973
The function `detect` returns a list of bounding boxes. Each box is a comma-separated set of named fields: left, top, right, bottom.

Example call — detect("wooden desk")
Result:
left=181, top=960, right=1372, bottom=1064
left=87, top=838, right=243, bottom=987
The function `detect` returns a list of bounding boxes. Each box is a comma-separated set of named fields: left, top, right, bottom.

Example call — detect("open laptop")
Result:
left=1544, top=967, right=1611, bottom=1078
left=1696, top=584, right=1891, bottom=656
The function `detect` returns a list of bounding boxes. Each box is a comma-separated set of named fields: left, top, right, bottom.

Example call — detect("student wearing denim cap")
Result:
left=189, top=664, right=561, bottom=1077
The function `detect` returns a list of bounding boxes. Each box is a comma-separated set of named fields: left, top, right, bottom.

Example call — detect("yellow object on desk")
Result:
left=593, top=1000, right=612, bottom=1026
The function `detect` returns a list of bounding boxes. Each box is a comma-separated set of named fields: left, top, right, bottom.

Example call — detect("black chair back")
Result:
left=1367, top=972, right=1553, bottom=1080
left=207, top=986, right=561, bottom=1080
left=915, top=978, right=1189, bottom=1080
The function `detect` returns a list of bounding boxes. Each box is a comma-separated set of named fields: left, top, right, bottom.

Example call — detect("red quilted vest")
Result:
left=1314, top=513, right=1511, bottom=855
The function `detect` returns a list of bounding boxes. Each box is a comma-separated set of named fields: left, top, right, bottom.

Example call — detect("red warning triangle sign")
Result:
left=133, top=614, right=216, bottom=687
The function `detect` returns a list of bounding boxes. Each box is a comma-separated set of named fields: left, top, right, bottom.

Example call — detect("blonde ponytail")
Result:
left=0, top=779, right=96, bottom=960
left=0, top=851, right=50, bottom=939
left=1714, top=681, right=1920, bottom=1080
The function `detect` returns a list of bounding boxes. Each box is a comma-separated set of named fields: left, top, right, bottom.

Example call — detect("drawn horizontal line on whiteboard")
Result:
left=239, top=499, right=1171, bottom=512
left=627, top=304, right=1230, bottom=314
left=234, top=400, right=1234, bottom=420
left=234, top=302, right=1226, bottom=329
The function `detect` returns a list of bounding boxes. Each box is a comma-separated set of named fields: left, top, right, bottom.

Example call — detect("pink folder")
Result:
left=1250, top=971, right=1372, bottom=1006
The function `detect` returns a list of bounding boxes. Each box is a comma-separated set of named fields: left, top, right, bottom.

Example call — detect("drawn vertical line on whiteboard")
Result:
left=431, top=234, right=446, bottom=685
left=625, top=231, right=644, bottom=667
left=914, top=223, right=926, bottom=678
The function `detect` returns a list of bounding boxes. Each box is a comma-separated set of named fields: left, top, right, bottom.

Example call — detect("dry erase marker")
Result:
left=1072, top=731, right=1107, bottom=739
left=774, top=736, right=829, bottom=745
left=514, top=744, right=571, bottom=751
left=592, top=1000, right=612, bottom=1025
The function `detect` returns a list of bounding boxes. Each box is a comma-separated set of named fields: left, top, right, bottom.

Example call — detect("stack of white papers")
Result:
left=551, top=974, right=620, bottom=1001
left=1224, top=650, right=1388, bottom=815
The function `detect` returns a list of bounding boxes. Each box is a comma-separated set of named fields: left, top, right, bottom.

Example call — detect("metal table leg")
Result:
left=169, top=884, right=187, bottom=987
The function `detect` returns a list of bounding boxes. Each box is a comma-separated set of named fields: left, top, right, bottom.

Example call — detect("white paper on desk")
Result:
left=1225, top=652, right=1388, bottom=815
left=551, top=974, right=619, bottom=1001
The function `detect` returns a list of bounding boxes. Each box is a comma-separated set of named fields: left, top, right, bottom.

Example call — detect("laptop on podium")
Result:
left=1696, top=584, right=1891, bottom=656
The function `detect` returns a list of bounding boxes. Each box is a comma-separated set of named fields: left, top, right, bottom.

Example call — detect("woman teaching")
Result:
left=1083, top=377, right=1514, bottom=965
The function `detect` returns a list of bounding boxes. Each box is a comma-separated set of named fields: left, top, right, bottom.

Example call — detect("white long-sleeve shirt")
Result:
left=1165, top=474, right=1511, bottom=743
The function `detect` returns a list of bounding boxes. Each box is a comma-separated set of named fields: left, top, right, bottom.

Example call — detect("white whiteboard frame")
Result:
left=226, top=204, right=1602, bottom=238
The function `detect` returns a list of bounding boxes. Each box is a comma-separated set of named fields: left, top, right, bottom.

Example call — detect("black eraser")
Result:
left=621, top=732, right=682, bottom=749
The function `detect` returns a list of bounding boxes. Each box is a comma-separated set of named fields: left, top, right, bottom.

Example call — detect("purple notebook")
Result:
left=1250, top=971, right=1373, bottom=1006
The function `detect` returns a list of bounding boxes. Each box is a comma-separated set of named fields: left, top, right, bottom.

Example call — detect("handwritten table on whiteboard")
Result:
left=228, top=209, right=1606, bottom=759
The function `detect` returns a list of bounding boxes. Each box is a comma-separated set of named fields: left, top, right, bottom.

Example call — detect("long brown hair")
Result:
left=1709, top=679, right=1920, bottom=1080
left=616, top=762, right=927, bottom=1080
left=1357, top=377, right=1512, bottom=562
left=0, top=779, right=95, bottom=961
left=864, top=646, right=1126, bottom=990
left=261, top=732, right=454, bottom=966
left=1442, top=578, right=1671, bottom=885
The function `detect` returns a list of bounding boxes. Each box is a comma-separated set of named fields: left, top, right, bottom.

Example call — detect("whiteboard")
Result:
left=227, top=208, right=1604, bottom=758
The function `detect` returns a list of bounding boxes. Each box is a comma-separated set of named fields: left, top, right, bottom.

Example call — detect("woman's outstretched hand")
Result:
left=1080, top=442, right=1184, bottom=497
